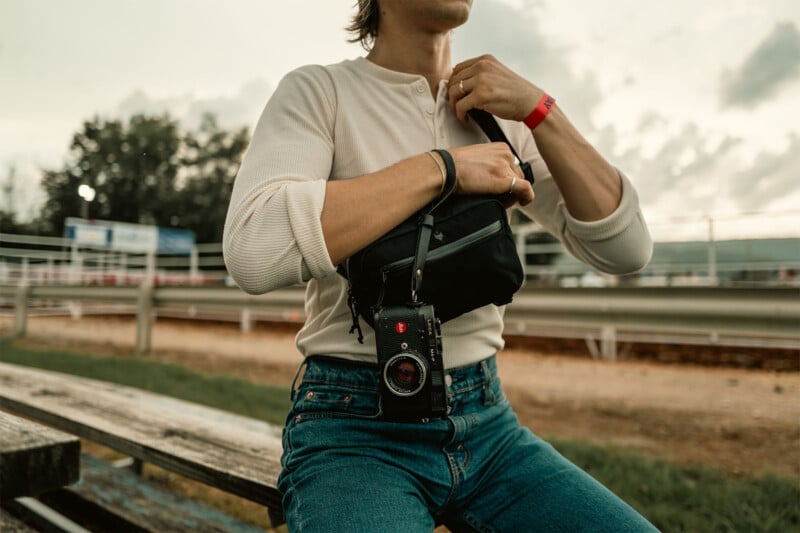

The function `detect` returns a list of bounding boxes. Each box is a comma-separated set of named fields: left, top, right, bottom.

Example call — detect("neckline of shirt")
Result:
left=347, top=56, right=448, bottom=101
left=349, top=56, right=448, bottom=88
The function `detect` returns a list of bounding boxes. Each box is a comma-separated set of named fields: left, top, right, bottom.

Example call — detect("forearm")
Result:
left=531, top=104, right=622, bottom=222
left=322, top=141, right=535, bottom=265
left=321, top=153, right=443, bottom=266
left=447, top=56, right=622, bottom=222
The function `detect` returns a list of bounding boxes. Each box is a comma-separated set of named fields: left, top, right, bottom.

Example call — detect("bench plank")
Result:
left=36, top=454, right=265, bottom=532
left=0, top=362, right=284, bottom=513
left=0, top=411, right=80, bottom=501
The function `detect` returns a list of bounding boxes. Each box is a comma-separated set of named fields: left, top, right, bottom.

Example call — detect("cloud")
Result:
left=603, top=111, right=800, bottom=221
left=720, top=22, right=800, bottom=108
left=730, top=134, right=800, bottom=212
left=610, top=120, right=741, bottom=211
left=114, top=79, right=274, bottom=132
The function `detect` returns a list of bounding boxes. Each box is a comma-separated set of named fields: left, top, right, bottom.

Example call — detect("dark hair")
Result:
left=345, top=0, right=380, bottom=50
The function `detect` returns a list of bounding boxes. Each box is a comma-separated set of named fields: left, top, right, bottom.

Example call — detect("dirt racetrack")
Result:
left=2, top=314, right=799, bottom=480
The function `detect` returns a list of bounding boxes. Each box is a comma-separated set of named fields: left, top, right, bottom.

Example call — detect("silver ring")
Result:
left=459, top=79, right=465, bottom=97
left=508, top=176, right=516, bottom=195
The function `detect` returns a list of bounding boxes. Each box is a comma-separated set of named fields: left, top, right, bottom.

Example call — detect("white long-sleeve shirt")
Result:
left=223, top=57, right=652, bottom=368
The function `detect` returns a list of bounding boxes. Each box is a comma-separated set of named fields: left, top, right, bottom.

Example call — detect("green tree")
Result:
left=34, top=113, right=249, bottom=242
left=0, top=166, right=21, bottom=233
left=37, top=114, right=182, bottom=235
left=174, top=114, right=250, bottom=242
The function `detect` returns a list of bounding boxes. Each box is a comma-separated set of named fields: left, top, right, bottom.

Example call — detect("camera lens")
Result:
left=383, top=353, right=427, bottom=397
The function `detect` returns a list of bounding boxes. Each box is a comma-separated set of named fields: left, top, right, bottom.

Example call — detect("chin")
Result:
left=432, top=0, right=473, bottom=28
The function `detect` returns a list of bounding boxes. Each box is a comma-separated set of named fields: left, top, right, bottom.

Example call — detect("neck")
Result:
left=367, top=28, right=452, bottom=96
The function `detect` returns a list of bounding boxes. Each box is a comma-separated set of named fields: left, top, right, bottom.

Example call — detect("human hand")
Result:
left=447, top=142, right=534, bottom=207
left=448, top=54, right=544, bottom=123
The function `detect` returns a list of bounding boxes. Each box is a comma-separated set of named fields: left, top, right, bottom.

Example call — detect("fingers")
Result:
left=452, top=54, right=496, bottom=78
left=450, top=143, right=534, bottom=206
left=508, top=170, right=535, bottom=207
left=448, top=76, right=473, bottom=121
left=502, top=163, right=534, bottom=207
left=450, top=54, right=540, bottom=122
left=448, top=59, right=491, bottom=120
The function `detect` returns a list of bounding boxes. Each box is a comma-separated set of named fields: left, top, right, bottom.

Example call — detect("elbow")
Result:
left=598, top=210, right=654, bottom=275
left=223, top=239, right=262, bottom=295
left=575, top=232, right=653, bottom=277
left=223, top=223, right=314, bottom=294
left=222, top=226, right=276, bottom=295
left=607, top=240, right=653, bottom=276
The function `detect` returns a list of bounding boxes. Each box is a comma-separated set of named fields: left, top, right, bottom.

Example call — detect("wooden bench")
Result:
left=0, top=411, right=80, bottom=502
left=0, top=361, right=286, bottom=527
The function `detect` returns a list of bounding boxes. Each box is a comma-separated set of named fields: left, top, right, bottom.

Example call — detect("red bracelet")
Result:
left=523, top=93, right=556, bottom=130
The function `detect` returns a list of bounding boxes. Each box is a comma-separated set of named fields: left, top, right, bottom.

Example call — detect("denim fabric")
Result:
left=278, top=355, right=659, bottom=532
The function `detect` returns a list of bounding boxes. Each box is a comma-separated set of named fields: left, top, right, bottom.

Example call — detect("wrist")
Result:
left=523, top=93, right=556, bottom=130
left=432, top=149, right=458, bottom=200
left=426, top=151, right=446, bottom=195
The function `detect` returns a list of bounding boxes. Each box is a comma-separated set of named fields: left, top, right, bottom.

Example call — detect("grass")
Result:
left=551, top=438, right=799, bottom=532
left=2, top=336, right=798, bottom=532
left=0, top=337, right=292, bottom=425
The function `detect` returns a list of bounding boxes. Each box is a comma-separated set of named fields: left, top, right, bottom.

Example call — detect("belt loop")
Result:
left=290, top=359, right=309, bottom=402
left=480, top=358, right=496, bottom=405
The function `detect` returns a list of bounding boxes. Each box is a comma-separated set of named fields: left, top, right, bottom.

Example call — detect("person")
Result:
left=223, top=1, right=658, bottom=531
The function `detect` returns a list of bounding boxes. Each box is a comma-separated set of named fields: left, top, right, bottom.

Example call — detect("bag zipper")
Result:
left=381, top=219, right=504, bottom=274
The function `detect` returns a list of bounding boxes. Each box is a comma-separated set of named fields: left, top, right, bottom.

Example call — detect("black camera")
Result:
left=374, top=303, right=447, bottom=421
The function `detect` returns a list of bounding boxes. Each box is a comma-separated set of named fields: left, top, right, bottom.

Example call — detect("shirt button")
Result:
left=416, top=83, right=425, bottom=94
left=426, top=108, right=434, bottom=115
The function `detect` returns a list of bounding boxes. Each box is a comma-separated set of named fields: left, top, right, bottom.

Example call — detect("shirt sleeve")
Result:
left=223, top=65, right=338, bottom=294
left=511, top=124, right=653, bottom=275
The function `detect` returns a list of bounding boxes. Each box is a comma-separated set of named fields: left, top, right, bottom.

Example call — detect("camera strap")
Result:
left=411, top=148, right=457, bottom=302
left=468, top=109, right=535, bottom=185
left=411, top=213, right=434, bottom=303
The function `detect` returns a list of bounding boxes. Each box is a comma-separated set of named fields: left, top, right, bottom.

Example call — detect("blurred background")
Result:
left=1, top=1, right=798, bottom=532
left=1, top=0, right=798, bottom=287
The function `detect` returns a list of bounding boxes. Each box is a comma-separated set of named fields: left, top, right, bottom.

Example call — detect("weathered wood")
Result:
left=0, top=362, right=284, bottom=514
left=37, top=454, right=264, bottom=532
left=0, top=410, right=80, bottom=501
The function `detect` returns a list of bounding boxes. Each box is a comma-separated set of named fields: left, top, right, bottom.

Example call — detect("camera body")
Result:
left=374, top=303, right=447, bottom=421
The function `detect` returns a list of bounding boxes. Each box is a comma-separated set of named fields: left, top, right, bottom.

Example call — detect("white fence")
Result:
left=3, top=284, right=798, bottom=359
left=0, top=232, right=227, bottom=287
left=3, top=225, right=800, bottom=289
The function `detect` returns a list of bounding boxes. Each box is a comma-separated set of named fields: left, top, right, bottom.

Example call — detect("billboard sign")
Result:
left=65, top=218, right=111, bottom=247
left=65, top=218, right=195, bottom=254
left=111, top=222, right=159, bottom=253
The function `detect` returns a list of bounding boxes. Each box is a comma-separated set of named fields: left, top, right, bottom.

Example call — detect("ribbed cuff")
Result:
left=286, top=180, right=336, bottom=280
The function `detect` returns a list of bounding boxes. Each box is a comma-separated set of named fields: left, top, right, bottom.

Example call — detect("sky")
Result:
left=1, top=0, right=799, bottom=241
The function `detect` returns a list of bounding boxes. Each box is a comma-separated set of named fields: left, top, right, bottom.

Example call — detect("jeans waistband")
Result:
left=293, top=355, right=498, bottom=400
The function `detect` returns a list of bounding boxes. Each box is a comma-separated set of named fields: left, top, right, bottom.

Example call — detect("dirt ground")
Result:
left=3, top=314, right=799, bottom=480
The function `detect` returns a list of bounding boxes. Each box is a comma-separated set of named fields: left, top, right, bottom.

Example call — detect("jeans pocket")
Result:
left=281, top=384, right=382, bottom=475
left=292, top=383, right=381, bottom=421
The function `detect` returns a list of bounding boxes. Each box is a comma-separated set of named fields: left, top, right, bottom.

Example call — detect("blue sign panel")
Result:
left=157, top=227, right=196, bottom=254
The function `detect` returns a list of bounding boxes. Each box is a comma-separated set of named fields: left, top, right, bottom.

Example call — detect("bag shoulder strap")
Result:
left=468, top=109, right=535, bottom=185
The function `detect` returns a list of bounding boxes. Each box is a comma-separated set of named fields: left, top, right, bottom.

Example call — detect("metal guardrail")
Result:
left=503, top=287, right=800, bottom=356
left=3, top=284, right=798, bottom=359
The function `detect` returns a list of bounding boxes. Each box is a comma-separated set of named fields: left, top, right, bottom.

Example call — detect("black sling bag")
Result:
left=339, top=109, right=533, bottom=342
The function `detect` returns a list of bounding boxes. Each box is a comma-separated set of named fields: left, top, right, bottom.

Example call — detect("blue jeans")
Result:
left=278, top=355, right=659, bottom=532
